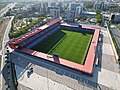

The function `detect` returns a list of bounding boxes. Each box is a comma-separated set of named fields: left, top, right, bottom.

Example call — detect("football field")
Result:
left=32, top=30, right=92, bottom=64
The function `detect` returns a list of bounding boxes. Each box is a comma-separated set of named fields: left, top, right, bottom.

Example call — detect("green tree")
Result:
left=96, top=9, right=102, bottom=24
left=28, top=18, right=32, bottom=23
left=96, top=9, right=101, bottom=14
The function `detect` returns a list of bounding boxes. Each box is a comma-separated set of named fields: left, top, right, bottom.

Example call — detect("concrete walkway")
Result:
left=95, top=26, right=120, bottom=90
left=16, top=65, right=73, bottom=90
left=102, top=43, right=114, bottom=56
left=0, top=50, right=2, bottom=55
left=97, top=67, right=118, bottom=90
left=106, top=23, right=119, bottom=60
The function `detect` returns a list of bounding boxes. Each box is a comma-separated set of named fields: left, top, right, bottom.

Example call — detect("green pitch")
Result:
left=32, top=30, right=92, bottom=64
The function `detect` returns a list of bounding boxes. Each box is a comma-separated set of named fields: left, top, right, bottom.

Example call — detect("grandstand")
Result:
left=9, top=18, right=62, bottom=49
left=9, top=19, right=100, bottom=74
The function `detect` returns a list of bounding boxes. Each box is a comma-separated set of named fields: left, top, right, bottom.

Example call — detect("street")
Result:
left=0, top=3, right=16, bottom=17
left=0, top=16, right=15, bottom=90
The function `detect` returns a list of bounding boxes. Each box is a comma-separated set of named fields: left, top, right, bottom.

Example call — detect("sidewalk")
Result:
left=0, top=50, right=2, bottom=55
left=96, top=67, right=118, bottom=90
left=16, top=65, right=73, bottom=90
left=106, top=22, right=119, bottom=60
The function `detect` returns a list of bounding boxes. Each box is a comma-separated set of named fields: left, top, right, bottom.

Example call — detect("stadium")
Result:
left=9, top=19, right=100, bottom=74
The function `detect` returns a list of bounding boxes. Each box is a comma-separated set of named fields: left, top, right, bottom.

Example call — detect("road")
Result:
left=0, top=16, right=14, bottom=90
left=0, top=3, right=16, bottom=17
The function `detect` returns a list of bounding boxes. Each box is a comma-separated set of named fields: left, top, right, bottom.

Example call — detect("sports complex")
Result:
left=9, top=19, right=100, bottom=74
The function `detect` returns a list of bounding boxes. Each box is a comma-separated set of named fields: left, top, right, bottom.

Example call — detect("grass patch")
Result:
left=32, top=30, right=92, bottom=64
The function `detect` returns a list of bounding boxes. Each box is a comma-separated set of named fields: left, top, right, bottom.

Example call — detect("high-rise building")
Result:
left=104, top=1, right=118, bottom=9
left=68, top=2, right=84, bottom=11
left=65, top=10, right=76, bottom=22
left=94, top=0, right=118, bottom=11
left=76, top=6, right=83, bottom=16
left=57, top=2, right=63, bottom=14
left=50, top=2, right=56, bottom=7
left=42, top=2, right=48, bottom=14
left=33, top=3, right=42, bottom=13
left=68, top=2, right=84, bottom=16
left=50, top=8, right=60, bottom=19
left=48, top=6, right=59, bottom=13
left=94, top=0, right=104, bottom=11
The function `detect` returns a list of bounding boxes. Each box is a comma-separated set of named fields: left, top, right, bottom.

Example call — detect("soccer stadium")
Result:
left=9, top=19, right=100, bottom=74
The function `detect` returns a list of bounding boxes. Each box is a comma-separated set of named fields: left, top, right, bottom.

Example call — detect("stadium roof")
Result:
left=9, top=18, right=62, bottom=48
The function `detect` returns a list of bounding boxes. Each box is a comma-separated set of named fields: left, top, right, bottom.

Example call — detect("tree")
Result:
left=96, top=9, right=101, bottom=14
left=96, top=15, right=102, bottom=23
left=96, top=9, right=102, bottom=24
left=28, top=18, right=32, bottom=23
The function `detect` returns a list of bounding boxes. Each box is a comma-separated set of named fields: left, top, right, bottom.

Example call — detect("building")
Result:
left=50, top=2, right=56, bottom=7
left=48, top=6, right=59, bottom=13
left=35, top=3, right=42, bottom=13
left=82, top=11, right=96, bottom=17
left=56, top=2, right=63, bottom=14
left=9, top=18, right=99, bottom=75
left=68, top=2, right=84, bottom=16
left=94, top=0, right=104, bottom=11
left=9, top=19, right=100, bottom=90
left=76, top=6, right=83, bottom=16
left=68, top=2, right=83, bottom=11
left=7, top=17, right=120, bottom=90
left=65, top=10, right=76, bottom=22
left=26, top=4, right=32, bottom=10
left=104, top=1, right=118, bottom=8
left=94, top=0, right=118, bottom=11
left=50, top=8, right=60, bottom=19
left=110, top=13, right=120, bottom=23
left=42, top=2, right=48, bottom=14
